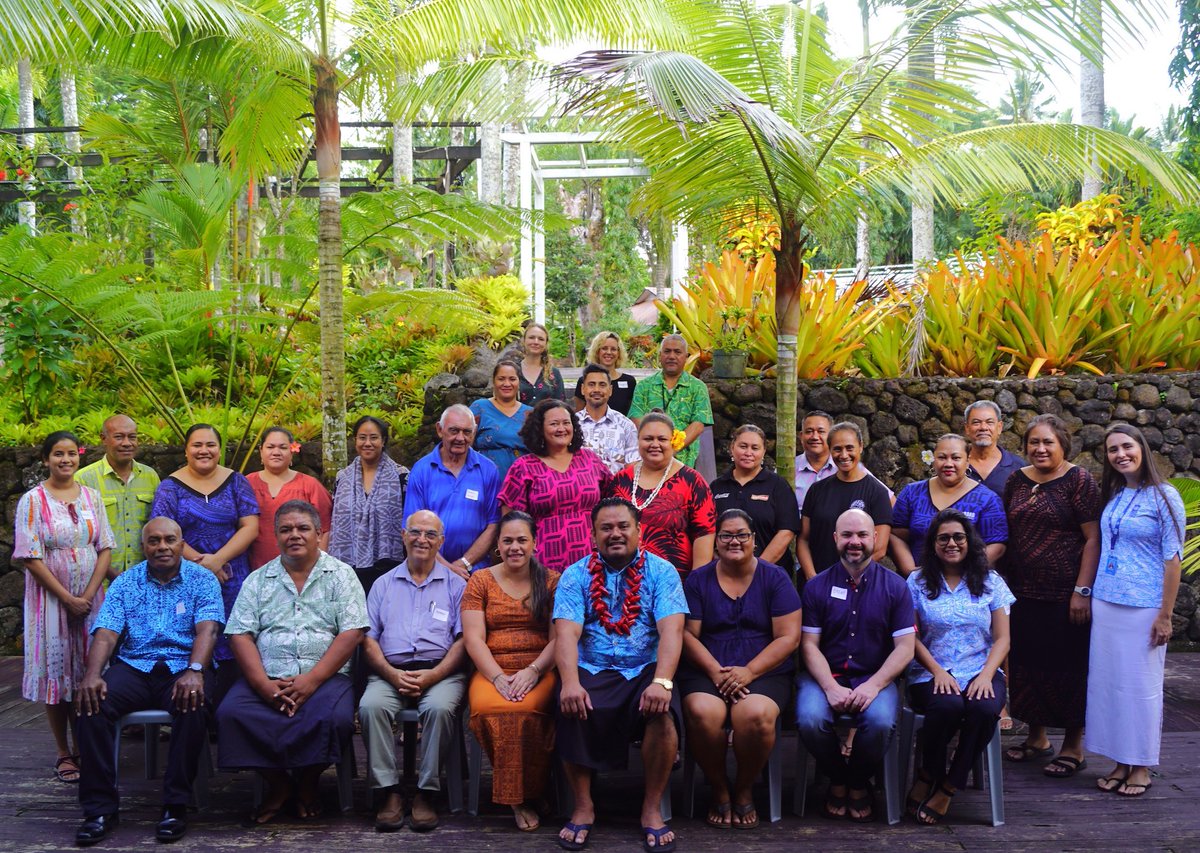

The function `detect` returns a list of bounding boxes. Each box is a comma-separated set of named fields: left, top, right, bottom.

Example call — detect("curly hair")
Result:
left=918, top=509, right=991, bottom=600
left=519, top=398, right=582, bottom=456
left=585, top=331, right=629, bottom=368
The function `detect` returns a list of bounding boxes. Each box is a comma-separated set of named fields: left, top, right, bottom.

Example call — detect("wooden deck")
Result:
left=1, top=655, right=1199, bottom=851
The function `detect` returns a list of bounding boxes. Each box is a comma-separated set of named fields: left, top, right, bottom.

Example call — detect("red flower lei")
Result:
left=588, top=551, right=646, bottom=635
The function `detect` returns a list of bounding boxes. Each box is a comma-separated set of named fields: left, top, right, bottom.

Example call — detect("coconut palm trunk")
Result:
left=774, top=223, right=806, bottom=486
left=59, top=70, right=84, bottom=235
left=1080, top=0, right=1105, bottom=200
left=17, top=57, right=36, bottom=232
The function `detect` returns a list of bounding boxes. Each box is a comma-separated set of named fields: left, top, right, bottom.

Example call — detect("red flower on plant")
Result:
left=0, top=170, right=6, bottom=180
left=63, top=202, right=77, bottom=211
left=15, top=169, right=27, bottom=178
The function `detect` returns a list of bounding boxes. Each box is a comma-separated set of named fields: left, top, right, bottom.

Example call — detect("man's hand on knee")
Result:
left=639, top=683, right=672, bottom=716
left=560, top=683, right=592, bottom=720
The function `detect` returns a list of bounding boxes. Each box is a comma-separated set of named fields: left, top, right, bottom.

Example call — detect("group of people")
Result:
left=13, top=325, right=1188, bottom=849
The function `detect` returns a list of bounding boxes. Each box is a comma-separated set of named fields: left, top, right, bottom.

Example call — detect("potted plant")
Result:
left=712, top=306, right=750, bottom=379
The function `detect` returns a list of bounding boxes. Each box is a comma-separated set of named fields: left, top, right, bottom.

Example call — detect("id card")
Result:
left=831, top=587, right=848, bottom=600
left=176, top=601, right=186, bottom=615
left=1103, top=556, right=1119, bottom=576
left=465, top=489, right=480, bottom=501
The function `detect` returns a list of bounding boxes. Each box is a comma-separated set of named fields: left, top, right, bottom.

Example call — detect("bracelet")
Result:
left=491, top=673, right=504, bottom=685
left=527, top=662, right=541, bottom=676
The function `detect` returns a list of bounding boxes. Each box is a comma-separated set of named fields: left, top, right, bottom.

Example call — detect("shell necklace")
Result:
left=631, top=459, right=676, bottom=510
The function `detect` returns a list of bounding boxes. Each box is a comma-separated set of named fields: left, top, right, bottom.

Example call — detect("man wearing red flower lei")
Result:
left=553, top=497, right=689, bottom=853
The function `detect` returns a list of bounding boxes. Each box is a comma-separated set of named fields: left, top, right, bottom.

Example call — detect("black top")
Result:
left=801, top=474, right=894, bottom=576
left=710, top=468, right=801, bottom=573
left=519, top=366, right=566, bottom=406
left=966, top=447, right=1025, bottom=497
left=573, top=371, right=638, bottom=416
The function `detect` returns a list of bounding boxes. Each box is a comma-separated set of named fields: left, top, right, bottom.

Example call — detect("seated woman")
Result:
left=681, top=509, right=801, bottom=829
left=905, top=509, right=1014, bottom=825
left=217, top=500, right=368, bottom=822
left=461, top=511, right=559, bottom=832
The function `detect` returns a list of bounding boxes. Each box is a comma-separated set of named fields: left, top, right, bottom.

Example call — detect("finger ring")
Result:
left=190, top=690, right=198, bottom=694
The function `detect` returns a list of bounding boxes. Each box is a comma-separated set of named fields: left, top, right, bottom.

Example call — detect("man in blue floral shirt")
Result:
left=553, top=497, right=687, bottom=852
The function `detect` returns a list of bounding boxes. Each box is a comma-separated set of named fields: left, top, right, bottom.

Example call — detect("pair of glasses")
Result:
left=935, top=533, right=967, bottom=545
left=717, top=532, right=753, bottom=544
left=406, top=529, right=442, bottom=540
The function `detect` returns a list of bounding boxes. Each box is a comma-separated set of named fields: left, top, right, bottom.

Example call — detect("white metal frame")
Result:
left=500, top=131, right=689, bottom=323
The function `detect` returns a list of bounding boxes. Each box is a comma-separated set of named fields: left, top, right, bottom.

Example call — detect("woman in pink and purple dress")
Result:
left=498, top=399, right=612, bottom=571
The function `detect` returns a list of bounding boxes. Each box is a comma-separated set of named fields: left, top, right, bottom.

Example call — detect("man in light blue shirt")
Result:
left=553, top=497, right=687, bottom=852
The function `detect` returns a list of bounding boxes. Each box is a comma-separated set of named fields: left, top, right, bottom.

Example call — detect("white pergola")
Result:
left=502, top=131, right=689, bottom=323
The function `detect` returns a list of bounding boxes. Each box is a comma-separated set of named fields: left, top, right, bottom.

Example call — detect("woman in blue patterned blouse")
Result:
left=905, top=509, right=1014, bottom=825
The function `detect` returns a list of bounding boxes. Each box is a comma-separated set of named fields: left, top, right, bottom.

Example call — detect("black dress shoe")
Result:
left=155, top=806, right=188, bottom=843
left=76, top=813, right=118, bottom=847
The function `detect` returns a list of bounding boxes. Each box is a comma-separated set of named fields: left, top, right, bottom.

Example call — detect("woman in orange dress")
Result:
left=462, top=511, right=559, bottom=832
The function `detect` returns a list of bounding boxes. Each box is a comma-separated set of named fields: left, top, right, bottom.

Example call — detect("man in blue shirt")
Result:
left=401, top=404, right=500, bottom=579
left=554, top=497, right=688, bottom=852
left=73, top=517, right=225, bottom=846
left=796, top=509, right=915, bottom=823
left=963, top=400, right=1025, bottom=495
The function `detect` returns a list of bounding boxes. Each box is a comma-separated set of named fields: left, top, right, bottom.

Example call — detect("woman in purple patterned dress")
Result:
left=150, top=424, right=259, bottom=700
left=498, top=399, right=612, bottom=571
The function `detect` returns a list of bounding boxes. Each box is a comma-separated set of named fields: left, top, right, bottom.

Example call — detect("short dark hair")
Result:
left=581, top=363, right=611, bottom=383
left=519, top=399, right=583, bottom=455
left=716, top=508, right=754, bottom=534
left=803, top=411, right=833, bottom=427
left=591, top=496, right=641, bottom=526
left=262, top=426, right=294, bottom=445
left=352, top=415, right=390, bottom=446
left=275, top=499, right=321, bottom=531
left=185, top=422, right=222, bottom=446
left=1022, top=413, right=1071, bottom=457
left=41, top=430, right=81, bottom=461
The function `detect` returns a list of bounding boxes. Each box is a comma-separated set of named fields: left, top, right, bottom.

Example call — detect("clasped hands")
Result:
left=824, top=680, right=881, bottom=714
left=258, top=673, right=318, bottom=716
left=491, top=667, right=539, bottom=702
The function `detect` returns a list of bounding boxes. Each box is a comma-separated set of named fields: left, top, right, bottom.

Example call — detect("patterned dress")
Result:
left=16, top=484, right=115, bottom=703
left=150, top=473, right=259, bottom=662
left=497, top=450, right=612, bottom=571
left=606, top=463, right=717, bottom=579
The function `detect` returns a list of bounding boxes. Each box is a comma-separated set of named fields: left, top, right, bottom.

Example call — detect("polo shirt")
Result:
left=76, top=457, right=160, bottom=575
left=367, top=561, right=466, bottom=666
left=794, top=455, right=892, bottom=511
left=801, top=560, right=915, bottom=688
left=91, top=559, right=225, bottom=674
left=628, top=371, right=713, bottom=468
left=711, top=468, right=801, bottom=572
left=401, top=447, right=500, bottom=563
left=966, top=448, right=1024, bottom=497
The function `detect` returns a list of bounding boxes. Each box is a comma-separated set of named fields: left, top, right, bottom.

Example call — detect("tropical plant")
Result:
left=854, top=284, right=917, bottom=379
left=919, top=255, right=1008, bottom=377
left=1169, top=477, right=1200, bottom=577
left=454, top=274, right=530, bottom=348
left=1035, top=193, right=1126, bottom=252
left=0, top=296, right=81, bottom=418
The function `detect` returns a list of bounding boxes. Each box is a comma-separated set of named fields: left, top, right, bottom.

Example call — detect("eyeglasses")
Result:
left=406, top=529, right=443, bottom=540
left=717, top=532, right=753, bottom=544
left=935, top=533, right=967, bottom=545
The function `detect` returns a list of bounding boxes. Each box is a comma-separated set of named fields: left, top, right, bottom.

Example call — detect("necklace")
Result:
left=631, top=460, right=674, bottom=510
left=587, top=551, right=646, bottom=635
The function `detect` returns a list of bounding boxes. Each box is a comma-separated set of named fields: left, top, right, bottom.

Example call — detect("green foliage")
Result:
left=0, top=297, right=81, bottom=418
left=453, top=275, right=529, bottom=349
left=1169, top=477, right=1200, bottom=577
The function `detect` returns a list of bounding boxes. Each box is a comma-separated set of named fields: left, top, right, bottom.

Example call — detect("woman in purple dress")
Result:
left=498, top=399, right=612, bottom=571
left=150, top=423, right=259, bottom=699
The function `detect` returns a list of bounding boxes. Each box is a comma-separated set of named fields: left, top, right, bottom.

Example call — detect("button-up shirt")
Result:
left=76, top=457, right=160, bottom=575
left=1093, top=484, right=1186, bottom=609
left=92, top=559, right=224, bottom=674
left=576, top=406, right=640, bottom=473
left=801, top=561, right=915, bottom=688
left=553, top=550, right=689, bottom=679
left=367, top=561, right=466, bottom=666
left=906, top=569, right=1015, bottom=690
left=225, top=551, right=368, bottom=678
left=628, top=371, right=713, bottom=467
left=794, top=455, right=891, bottom=511
left=966, top=448, right=1025, bottom=496
left=401, top=447, right=500, bottom=563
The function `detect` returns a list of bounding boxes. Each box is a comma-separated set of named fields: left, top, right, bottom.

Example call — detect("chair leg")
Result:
left=402, top=720, right=418, bottom=783
left=467, top=732, right=482, bottom=817
left=986, top=723, right=1005, bottom=827
left=446, top=715, right=465, bottom=815
left=792, top=743, right=809, bottom=817
left=144, top=724, right=160, bottom=779
left=882, top=731, right=902, bottom=826
left=681, top=741, right=696, bottom=820
left=337, top=747, right=355, bottom=813
left=897, top=708, right=915, bottom=789
left=767, top=721, right=783, bottom=823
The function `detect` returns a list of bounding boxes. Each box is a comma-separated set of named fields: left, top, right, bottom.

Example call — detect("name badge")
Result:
left=175, top=601, right=186, bottom=615
left=81, top=510, right=95, bottom=521
left=831, top=587, right=848, bottom=600
left=1103, top=556, right=1119, bottom=576
left=751, top=493, right=770, bottom=501
left=431, top=605, right=450, bottom=623
left=714, top=492, right=730, bottom=500
left=465, top=489, right=480, bottom=501
left=617, top=381, right=628, bottom=388
left=963, top=510, right=977, bottom=521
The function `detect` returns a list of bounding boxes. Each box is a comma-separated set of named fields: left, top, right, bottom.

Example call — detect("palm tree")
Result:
left=1080, top=0, right=1105, bottom=199
left=556, top=0, right=1198, bottom=485
left=999, top=71, right=1055, bottom=124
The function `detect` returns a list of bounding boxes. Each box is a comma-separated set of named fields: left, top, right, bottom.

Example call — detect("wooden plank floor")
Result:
left=2, top=655, right=1199, bottom=851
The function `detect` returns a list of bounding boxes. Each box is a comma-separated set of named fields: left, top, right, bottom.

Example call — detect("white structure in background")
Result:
left=501, top=131, right=689, bottom=323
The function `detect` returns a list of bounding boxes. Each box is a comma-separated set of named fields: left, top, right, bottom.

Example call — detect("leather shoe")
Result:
left=75, top=813, right=118, bottom=846
left=155, top=806, right=188, bottom=843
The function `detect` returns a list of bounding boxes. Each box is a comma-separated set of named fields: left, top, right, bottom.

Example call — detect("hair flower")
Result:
left=289, top=441, right=302, bottom=454
left=671, top=430, right=687, bottom=452
left=921, top=449, right=934, bottom=468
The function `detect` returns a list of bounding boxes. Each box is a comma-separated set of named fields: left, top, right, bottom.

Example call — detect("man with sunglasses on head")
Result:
left=358, top=510, right=467, bottom=834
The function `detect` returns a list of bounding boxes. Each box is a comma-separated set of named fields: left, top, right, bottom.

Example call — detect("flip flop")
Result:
left=641, top=825, right=676, bottom=853
left=1043, top=756, right=1087, bottom=778
left=705, top=801, right=731, bottom=828
left=1097, top=773, right=1130, bottom=792
left=1116, top=780, right=1152, bottom=797
left=1004, top=742, right=1054, bottom=762
left=732, top=802, right=758, bottom=830
left=847, top=789, right=874, bottom=823
left=557, top=822, right=591, bottom=851
left=821, top=790, right=848, bottom=820
left=54, top=755, right=81, bottom=784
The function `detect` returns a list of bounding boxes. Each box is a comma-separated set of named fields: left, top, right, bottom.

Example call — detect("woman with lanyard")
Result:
left=709, top=424, right=800, bottom=576
left=1086, top=424, right=1185, bottom=798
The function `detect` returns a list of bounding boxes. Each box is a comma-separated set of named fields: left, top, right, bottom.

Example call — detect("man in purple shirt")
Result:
left=358, top=510, right=467, bottom=833
left=796, top=509, right=915, bottom=822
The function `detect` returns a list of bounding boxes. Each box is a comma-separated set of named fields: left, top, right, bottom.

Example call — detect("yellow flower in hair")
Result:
left=671, top=429, right=687, bottom=451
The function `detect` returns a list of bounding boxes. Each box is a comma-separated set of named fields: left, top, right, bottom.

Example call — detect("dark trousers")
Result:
left=77, top=660, right=212, bottom=817
left=908, top=672, right=1005, bottom=790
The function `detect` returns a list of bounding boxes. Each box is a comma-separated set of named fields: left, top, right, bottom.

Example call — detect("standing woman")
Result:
left=246, top=427, right=333, bottom=570
left=1086, top=424, right=1186, bottom=797
left=796, top=422, right=892, bottom=580
left=470, top=360, right=532, bottom=482
left=151, top=424, right=259, bottom=692
left=572, top=331, right=637, bottom=415
left=891, top=434, right=1008, bottom=576
left=606, top=411, right=716, bottom=579
left=1001, top=414, right=1101, bottom=778
left=462, top=512, right=560, bottom=832
left=498, top=399, right=612, bottom=571
left=710, top=425, right=800, bottom=575
left=516, top=322, right=566, bottom=406
left=16, top=431, right=114, bottom=783
left=905, top=510, right=1014, bottom=825
left=328, top=415, right=408, bottom=594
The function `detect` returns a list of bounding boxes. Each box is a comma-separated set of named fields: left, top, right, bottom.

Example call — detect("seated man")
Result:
left=554, top=497, right=688, bottom=852
left=359, top=510, right=467, bottom=833
left=74, top=517, right=224, bottom=846
left=796, top=509, right=915, bottom=822
left=217, top=500, right=368, bottom=823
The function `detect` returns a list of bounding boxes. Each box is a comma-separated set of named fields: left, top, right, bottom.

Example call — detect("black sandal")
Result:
left=906, top=770, right=933, bottom=816
left=54, top=755, right=81, bottom=784
left=847, top=788, right=874, bottom=823
left=821, top=790, right=848, bottom=819
left=916, top=783, right=955, bottom=825
left=1043, top=755, right=1087, bottom=778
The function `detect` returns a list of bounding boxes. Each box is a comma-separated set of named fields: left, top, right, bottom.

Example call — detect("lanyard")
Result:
left=1106, top=487, right=1143, bottom=551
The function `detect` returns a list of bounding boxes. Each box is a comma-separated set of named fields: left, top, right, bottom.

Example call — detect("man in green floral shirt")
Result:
left=628, top=334, right=714, bottom=468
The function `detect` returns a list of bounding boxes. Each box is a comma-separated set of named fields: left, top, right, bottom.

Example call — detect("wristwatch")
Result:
left=459, top=557, right=473, bottom=573
left=652, top=677, right=674, bottom=692
left=1073, top=585, right=1092, bottom=598
left=186, top=662, right=203, bottom=673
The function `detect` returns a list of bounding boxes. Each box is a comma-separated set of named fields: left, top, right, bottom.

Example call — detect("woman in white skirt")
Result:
left=1085, top=424, right=1185, bottom=797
